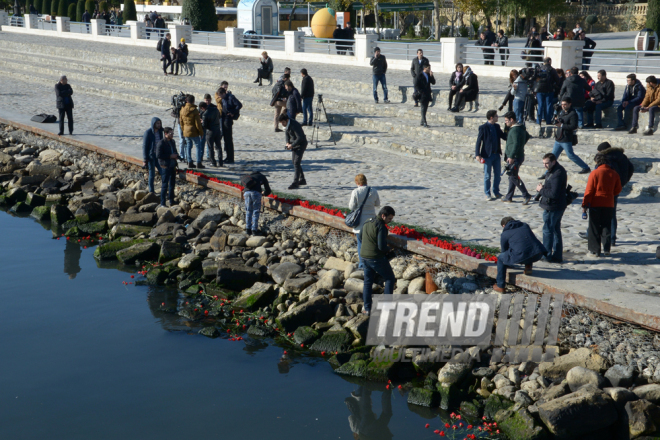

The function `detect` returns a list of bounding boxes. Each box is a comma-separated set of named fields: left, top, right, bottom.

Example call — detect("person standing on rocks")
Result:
left=475, top=110, right=506, bottom=201
left=348, top=174, right=381, bottom=270
left=142, top=117, right=164, bottom=193
left=493, top=217, right=546, bottom=293
left=536, top=153, right=568, bottom=263
left=300, top=69, right=315, bottom=126
left=410, top=49, right=429, bottom=108
left=155, top=127, right=179, bottom=207
left=279, top=113, right=307, bottom=190
left=359, top=206, right=397, bottom=315
left=55, top=75, right=74, bottom=136
left=414, top=64, right=435, bottom=128
left=370, top=47, right=389, bottom=104
left=502, top=112, right=532, bottom=204
left=160, top=33, right=172, bottom=76
left=179, top=95, right=204, bottom=169
left=240, top=171, right=272, bottom=236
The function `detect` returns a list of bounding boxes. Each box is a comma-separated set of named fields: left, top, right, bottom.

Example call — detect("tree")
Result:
left=98, top=0, right=106, bottom=11
left=84, top=0, right=94, bottom=14
left=34, top=0, right=42, bottom=14
left=433, top=0, right=440, bottom=40
left=586, top=14, right=597, bottom=33
left=51, top=0, right=58, bottom=16
left=182, top=0, right=217, bottom=31
left=648, top=0, right=660, bottom=36
left=58, top=0, right=67, bottom=16
left=42, top=0, right=50, bottom=15
left=288, top=0, right=298, bottom=30
left=67, top=2, right=76, bottom=18
left=76, top=0, right=84, bottom=20
left=123, top=0, right=136, bottom=21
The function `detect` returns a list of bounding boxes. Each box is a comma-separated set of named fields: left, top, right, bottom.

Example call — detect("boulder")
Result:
left=293, top=326, right=320, bottom=345
left=94, top=239, right=146, bottom=260
left=116, top=242, right=160, bottom=265
left=344, top=278, right=365, bottom=292
left=537, top=384, right=618, bottom=438
left=317, top=269, right=342, bottom=290
left=75, top=202, right=104, bottom=223
left=112, top=224, right=152, bottom=238
left=309, top=328, right=354, bottom=353
left=26, top=160, right=62, bottom=178
left=407, top=276, right=426, bottom=293
left=495, top=408, right=548, bottom=440
left=283, top=276, right=316, bottom=294
left=156, top=209, right=175, bottom=225
left=159, top=241, right=185, bottom=263
left=233, top=282, right=277, bottom=311
left=6, top=188, right=27, bottom=203
left=30, top=205, right=51, bottom=221
left=605, top=365, right=635, bottom=388
left=38, top=149, right=61, bottom=163
left=116, top=190, right=135, bottom=211
left=178, top=253, right=202, bottom=271
left=344, top=314, right=369, bottom=341
left=119, top=212, right=156, bottom=227
left=210, top=229, right=228, bottom=251
left=271, top=262, right=304, bottom=285
left=323, top=256, right=352, bottom=272
left=484, top=394, right=515, bottom=419
left=190, top=208, right=227, bottom=230
left=136, top=192, right=160, bottom=207
left=79, top=220, right=107, bottom=235
left=539, top=348, right=609, bottom=379
left=604, top=387, right=639, bottom=405
left=567, top=366, right=608, bottom=392
left=150, top=222, right=178, bottom=238
left=25, top=193, right=46, bottom=207
left=81, top=180, right=96, bottom=196
left=407, top=388, right=440, bottom=408
left=226, top=234, right=247, bottom=247
left=50, top=204, right=74, bottom=226
left=216, top=258, right=262, bottom=291
left=202, top=259, right=219, bottom=278
left=625, top=399, right=660, bottom=438
left=276, top=296, right=334, bottom=333
left=245, top=236, right=268, bottom=247
left=402, top=264, right=425, bottom=280
left=10, top=202, right=32, bottom=214
left=633, top=384, right=660, bottom=404
left=438, top=362, right=471, bottom=386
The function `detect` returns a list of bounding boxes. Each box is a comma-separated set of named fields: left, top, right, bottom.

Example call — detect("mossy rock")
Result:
left=483, top=393, right=515, bottom=419
left=146, top=267, right=169, bottom=285
left=30, top=205, right=51, bottom=221
left=335, top=359, right=368, bottom=378
left=10, top=202, right=33, bottom=214
left=113, top=224, right=152, bottom=238
left=198, top=327, right=220, bottom=338
left=5, top=188, right=27, bottom=203
left=50, top=204, right=74, bottom=226
left=293, top=326, right=320, bottom=345
left=65, top=226, right=83, bottom=237
left=247, top=324, right=276, bottom=337
left=233, top=282, right=277, bottom=311
left=460, top=399, right=483, bottom=418
left=94, top=239, right=150, bottom=260
left=495, top=408, right=549, bottom=440
left=117, top=242, right=160, bottom=265
left=0, top=195, right=9, bottom=206
left=26, top=193, right=46, bottom=207
left=186, top=284, right=205, bottom=295
left=79, top=220, right=108, bottom=235
left=159, top=241, right=185, bottom=263
left=309, top=328, right=354, bottom=353
left=61, top=219, right=80, bottom=230
left=437, top=383, right=462, bottom=411
left=407, top=387, right=440, bottom=408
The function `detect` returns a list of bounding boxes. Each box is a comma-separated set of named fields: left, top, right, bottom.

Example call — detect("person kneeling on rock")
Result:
left=493, top=217, right=546, bottom=293
left=240, top=171, right=271, bottom=236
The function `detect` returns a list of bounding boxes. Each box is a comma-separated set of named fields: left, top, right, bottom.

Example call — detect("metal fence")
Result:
left=240, top=34, right=285, bottom=52
left=581, top=49, right=660, bottom=75
left=105, top=24, right=130, bottom=38
left=145, top=27, right=167, bottom=40
left=37, top=19, right=57, bottom=31
left=69, top=21, right=91, bottom=34
left=462, top=44, right=537, bottom=68
left=377, top=41, right=442, bottom=63
left=301, top=37, right=356, bottom=56
left=192, top=31, right=226, bottom=47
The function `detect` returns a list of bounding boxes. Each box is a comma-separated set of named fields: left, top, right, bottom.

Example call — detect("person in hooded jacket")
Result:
left=451, top=66, right=479, bottom=113
left=614, top=73, right=645, bottom=131
left=559, top=67, right=592, bottom=128
left=199, top=101, right=223, bottom=167
left=155, top=127, right=179, bottom=207
left=142, top=117, right=164, bottom=193
left=493, top=217, right=546, bottom=293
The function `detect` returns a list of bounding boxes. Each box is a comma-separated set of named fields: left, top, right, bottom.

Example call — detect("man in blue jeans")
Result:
left=536, top=153, right=568, bottom=263
left=155, top=127, right=179, bottom=207
left=359, top=206, right=396, bottom=315
left=493, top=217, right=546, bottom=293
left=584, top=70, right=615, bottom=129
left=240, top=171, right=272, bottom=236
left=142, top=117, right=163, bottom=193
left=551, top=97, right=591, bottom=174
left=370, top=47, right=390, bottom=104
left=475, top=110, right=506, bottom=200
left=534, top=58, right=560, bottom=125
left=300, top=68, right=315, bottom=126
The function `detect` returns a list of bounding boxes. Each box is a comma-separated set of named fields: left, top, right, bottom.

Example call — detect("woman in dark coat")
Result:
left=451, top=66, right=479, bottom=113
left=447, top=63, right=464, bottom=110
left=255, top=51, right=274, bottom=86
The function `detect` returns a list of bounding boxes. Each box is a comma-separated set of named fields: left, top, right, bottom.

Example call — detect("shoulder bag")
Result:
left=345, top=187, right=371, bottom=229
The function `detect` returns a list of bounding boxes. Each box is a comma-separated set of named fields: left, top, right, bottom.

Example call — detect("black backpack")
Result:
left=156, top=38, right=163, bottom=52
left=229, top=94, right=243, bottom=121
left=31, top=114, right=57, bottom=123
left=241, top=174, right=259, bottom=191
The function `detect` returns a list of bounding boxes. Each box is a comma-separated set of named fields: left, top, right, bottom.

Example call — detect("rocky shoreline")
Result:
left=2, top=124, right=660, bottom=440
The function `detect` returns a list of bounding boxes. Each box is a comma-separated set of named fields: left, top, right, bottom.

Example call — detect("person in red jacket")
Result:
left=582, top=154, right=622, bottom=257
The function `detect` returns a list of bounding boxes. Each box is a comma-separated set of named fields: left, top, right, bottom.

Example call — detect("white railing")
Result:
left=462, top=44, right=539, bottom=68
left=580, top=49, right=660, bottom=75
left=192, top=30, right=226, bottom=46
left=9, top=16, right=24, bottom=27
left=301, top=37, right=356, bottom=56
left=70, top=21, right=91, bottom=34
left=37, top=19, right=57, bottom=31
left=145, top=26, right=167, bottom=40
left=105, top=24, right=130, bottom=38
left=240, top=34, right=285, bottom=52
left=377, top=41, right=442, bottom=63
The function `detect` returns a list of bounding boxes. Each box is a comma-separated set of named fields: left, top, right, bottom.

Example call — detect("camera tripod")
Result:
left=311, top=94, right=336, bottom=149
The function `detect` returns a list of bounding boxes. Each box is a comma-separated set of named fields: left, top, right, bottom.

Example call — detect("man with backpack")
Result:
left=271, top=74, right=290, bottom=132
left=159, top=33, right=172, bottom=76
left=284, top=80, right=302, bottom=120
left=241, top=171, right=272, bottom=236
left=534, top=57, right=560, bottom=125
left=217, top=88, right=242, bottom=164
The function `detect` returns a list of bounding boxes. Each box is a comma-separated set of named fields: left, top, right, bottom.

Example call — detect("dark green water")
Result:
left=0, top=210, right=452, bottom=440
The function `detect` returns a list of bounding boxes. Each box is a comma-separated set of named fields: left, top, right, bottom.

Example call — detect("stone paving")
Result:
left=1, top=31, right=660, bottom=321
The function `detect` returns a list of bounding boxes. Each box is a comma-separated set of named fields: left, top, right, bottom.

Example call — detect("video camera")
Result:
left=502, top=161, right=520, bottom=176
left=170, top=91, right=187, bottom=118
left=518, top=66, right=539, bottom=83
left=550, top=102, right=562, bottom=125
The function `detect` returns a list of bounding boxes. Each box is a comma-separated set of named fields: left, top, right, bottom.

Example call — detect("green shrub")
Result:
left=33, top=0, right=42, bottom=13
left=67, top=2, right=76, bottom=18
left=181, top=0, right=217, bottom=31
left=648, top=0, right=660, bottom=36
left=50, top=0, right=58, bottom=16
left=76, top=0, right=84, bottom=20
left=586, top=14, right=598, bottom=32
left=84, top=0, right=94, bottom=15
left=42, top=0, right=50, bottom=15
left=421, top=26, right=430, bottom=38
left=98, top=0, right=107, bottom=11
left=459, top=25, right=468, bottom=38
left=58, top=0, right=68, bottom=16
left=123, top=0, right=136, bottom=21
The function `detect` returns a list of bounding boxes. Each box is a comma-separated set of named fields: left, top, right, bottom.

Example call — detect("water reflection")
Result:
left=63, top=240, right=82, bottom=279
left=345, top=385, right=394, bottom=440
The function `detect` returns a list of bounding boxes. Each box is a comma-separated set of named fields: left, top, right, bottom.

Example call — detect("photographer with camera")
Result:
left=155, top=127, right=179, bottom=208
left=550, top=97, right=591, bottom=175
left=142, top=117, right=164, bottom=194
left=535, top=58, right=560, bottom=125
left=278, top=113, right=308, bottom=190
left=502, top=112, right=532, bottom=204
left=536, top=153, right=568, bottom=263
left=414, top=64, right=435, bottom=128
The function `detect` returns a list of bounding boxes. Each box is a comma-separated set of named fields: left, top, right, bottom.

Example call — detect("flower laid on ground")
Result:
left=427, top=414, right=503, bottom=439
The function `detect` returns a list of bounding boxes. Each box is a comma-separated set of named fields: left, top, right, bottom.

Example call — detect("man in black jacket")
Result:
left=370, top=47, right=389, bottom=104
left=241, top=171, right=272, bottom=236
left=414, top=64, right=435, bottom=127
left=271, top=74, right=290, bottom=132
left=155, top=127, right=179, bottom=207
left=217, top=88, right=237, bottom=164
left=551, top=97, right=591, bottom=174
left=577, top=31, right=597, bottom=70
left=584, top=70, right=615, bottom=129
left=475, top=31, right=496, bottom=65
left=559, top=67, right=592, bottom=128
left=344, top=23, right=355, bottom=55
left=493, top=217, right=546, bottom=292
left=333, top=25, right=345, bottom=55
left=536, top=153, right=568, bottom=263
left=199, top=101, right=222, bottom=167
left=578, top=142, right=634, bottom=246
left=160, top=33, right=172, bottom=76
left=300, top=69, right=315, bottom=126
left=410, top=49, right=430, bottom=107
left=285, top=81, right=302, bottom=121
left=534, top=58, right=560, bottom=125
left=279, top=114, right=308, bottom=189
left=475, top=110, right=506, bottom=200
left=142, top=117, right=164, bottom=193
left=55, top=75, right=74, bottom=136
left=359, top=206, right=396, bottom=315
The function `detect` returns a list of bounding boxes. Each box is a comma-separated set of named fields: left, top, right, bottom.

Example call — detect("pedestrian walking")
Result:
left=348, top=174, right=381, bottom=270
left=142, top=117, right=164, bottom=193
left=534, top=57, right=560, bottom=125
left=536, top=153, right=568, bottom=263
left=179, top=95, right=204, bottom=169
left=447, top=63, right=465, bottom=110
left=475, top=110, right=506, bottom=200
left=254, top=51, right=274, bottom=86
left=271, top=74, right=289, bottom=132
left=359, top=206, right=397, bottom=315
left=199, top=101, right=223, bottom=167
left=494, top=30, right=509, bottom=66
left=614, top=74, right=645, bottom=131
left=502, top=112, right=532, bottom=204
left=450, top=66, right=479, bottom=113
left=410, top=49, right=430, bottom=107
left=582, top=154, right=622, bottom=257
left=414, top=64, right=435, bottom=127
left=559, top=67, right=592, bottom=129
left=499, top=69, right=518, bottom=112
left=279, top=113, right=307, bottom=189
left=284, top=80, right=302, bottom=120
left=155, top=127, right=179, bottom=207
left=216, top=88, right=239, bottom=164
left=160, top=33, right=172, bottom=76
left=300, top=69, right=315, bottom=126
left=551, top=97, right=591, bottom=174
left=55, top=75, right=74, bottom=136
left=370, top=47, right=389, bottom=104
left=584, top=70, right=615, bottom=129
left=629, top=75, right=660, bottom=135
left=240, top=171, right=272, bottom=236
left=492, top=217, right=546, bottom=292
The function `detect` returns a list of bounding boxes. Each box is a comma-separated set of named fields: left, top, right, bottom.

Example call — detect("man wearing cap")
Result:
left=55, top=75, right=74, bottom=136
left=370, top=47, right=389, bottom=104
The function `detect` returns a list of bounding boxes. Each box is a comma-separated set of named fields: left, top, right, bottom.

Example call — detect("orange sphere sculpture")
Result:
left=311, top=8, right=337, bottom=38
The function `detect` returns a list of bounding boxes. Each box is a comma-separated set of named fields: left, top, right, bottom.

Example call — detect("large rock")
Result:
left=344, top=314, right=369, bottom=341
left=276, top=296, right=334, bottom=333
left=407, top=388, right=439, bottom=408
left=402, top=264, right=425, bottom=280
left=271, top=262, right=304, bottom=285
left=604, top=387, right=639, bottom=405
left=26, top=160, right=62, bottom=178
left=309, top=328, right=354, bottom=353
left=408, top=276, right=426, bottom=293
left=216, top=258, right=262, bottom=292
left=539, top=348, right=609, bottom=379
left=159, top=241, right=185, bottom=263
left=116, top=242, right=160, bottom=265
left=190, top=208, right=227, bottom=230
left=344, top=278, right=365, bottom=292
left=495, top=408, right=548, bottom=440
left=25, top=193, right=46, bottom=207
left=50, top=204, right=74, bottom=226
left=323, top=256, right=352, bottom=272
left=112, top=224, right=152, bottom=238
left=226, top=234, right=247, bottom=247
left=116, top=190, right=135, bottom=211
left=119, top=212, right=156, bottom=227
left=538, top=384, right=618, bottom=438
left=233, top=282, right=277, bottom=311
left=625, top=399, right=660, bottom=438
left=75, top=202, right=104, bottom=224
left=30, top=205, right=51, bottom=221
left=317, top=269, right=342, bottom=290
left=283, top=276, right=316, bottom=294
left=79, top=220, right=108, bottom=235
left=438, top=362, right=472, bottom=385
left=633, top=384, right=660, bottom=404
left=210, top=229, right=228, bottom=251
left=293, top=326, right=320, bottom=345
left=6, top=188, right=27, bottom=204
left=38, top=149, right=61, bottom=163
left=567, top=366, right=607, bottom=392
left=150, top=222, right=178, bottom=238
left=178, top=253, right=202, bottom=271
left=245, top=236, right=268, bottom=247
left=605, top=365, right=635, bottom=388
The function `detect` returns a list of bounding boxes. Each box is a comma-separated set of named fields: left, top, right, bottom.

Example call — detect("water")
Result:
left=0, top=210, right=449, bottom=440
